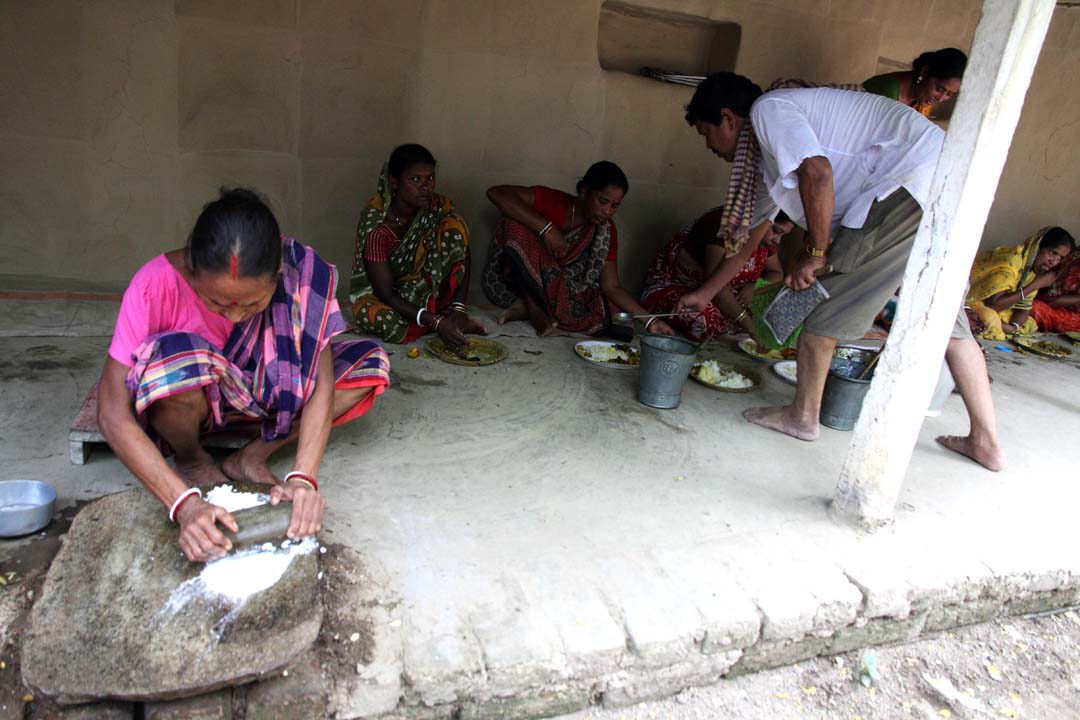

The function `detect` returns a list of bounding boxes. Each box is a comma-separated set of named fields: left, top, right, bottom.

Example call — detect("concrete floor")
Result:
left=2, top=301, right=1079, bottom=718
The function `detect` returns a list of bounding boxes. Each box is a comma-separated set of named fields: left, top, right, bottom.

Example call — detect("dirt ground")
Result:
left=558, top=610, right=1080, bottom=720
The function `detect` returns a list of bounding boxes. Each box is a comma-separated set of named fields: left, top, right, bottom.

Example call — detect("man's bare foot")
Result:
left=743, top=405, right=820, bottom=441
left=222, top=442, right=280, bottom=486
left=935, top=435, right=1006, bottom=471
left=175, top=451, right=231, bottom=489
left=497, top=303, right=527, bottom=325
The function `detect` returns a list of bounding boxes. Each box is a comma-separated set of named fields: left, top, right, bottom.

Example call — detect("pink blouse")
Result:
left=108, top=255, right=235, bottom=367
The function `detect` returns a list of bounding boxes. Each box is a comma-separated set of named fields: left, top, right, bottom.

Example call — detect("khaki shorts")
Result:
left=802, top=189, right=972, bottom=342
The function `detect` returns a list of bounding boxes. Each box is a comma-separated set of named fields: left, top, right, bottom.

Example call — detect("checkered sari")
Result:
left=126, top=237, right=389, bottom=441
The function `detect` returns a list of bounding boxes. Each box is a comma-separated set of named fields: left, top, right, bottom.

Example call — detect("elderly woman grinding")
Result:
left=97, top=188, right=389, bottom=563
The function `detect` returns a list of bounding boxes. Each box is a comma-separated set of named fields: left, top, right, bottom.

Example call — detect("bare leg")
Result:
left=497, top=302, right=528, bottom=325
left=463, top=316, right=488, bottom=335
left=147, top=387, right=230, bottom=488
left=935, top=337, right=1006, bottom=471
left=743, top=331, right=836, bottom=441
left=522, top=292, right=557, bottom=336
left=222, top=386, right=374, bottom=485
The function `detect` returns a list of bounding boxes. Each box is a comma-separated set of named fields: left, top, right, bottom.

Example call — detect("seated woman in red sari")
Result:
left=1032, top=239, right=1080, bottom=333
left=641, top=207, right=793, bottom=342
left=482, top=161, right=674, bottom=336
left=97, top=188, right=390, bottom=563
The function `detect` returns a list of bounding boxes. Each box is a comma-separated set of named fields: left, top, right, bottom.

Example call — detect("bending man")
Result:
left=677, top=73, right=1005, bottom=471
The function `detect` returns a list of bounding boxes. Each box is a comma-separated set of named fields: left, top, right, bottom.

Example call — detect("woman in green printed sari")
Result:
left=350, top=144, right=486, bottom=347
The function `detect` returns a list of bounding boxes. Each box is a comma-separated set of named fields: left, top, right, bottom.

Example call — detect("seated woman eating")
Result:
left=863, top=47, right=966, bottom=118
left=482, top=161, right=674, bottom=336
left=350, top=143, right=485, bottom=347
left=1032, top=239, right=1080, bottom=333
left=641, top=207, right=793, bottom=342
left=965, top=226, right=1076, bottom=340
left=97, top=188, right=390, bottom=563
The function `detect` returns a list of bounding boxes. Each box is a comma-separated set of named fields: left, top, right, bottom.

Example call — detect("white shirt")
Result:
left=749, top=87, right=944, bottom=233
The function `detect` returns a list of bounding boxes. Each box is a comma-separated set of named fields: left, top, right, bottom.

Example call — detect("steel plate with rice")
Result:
left=736, top=337, right=796, bottom=362
left=689, top=361, right=761, bottom=392
left=574, top=341, right=640, bottom=369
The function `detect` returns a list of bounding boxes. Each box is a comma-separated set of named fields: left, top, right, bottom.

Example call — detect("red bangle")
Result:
left=284, top=471, right=318, bottom=492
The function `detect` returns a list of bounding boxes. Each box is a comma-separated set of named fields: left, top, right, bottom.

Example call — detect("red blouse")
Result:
left=532, top=186, right=618, bottom=262
left=362, top=222, right=399, bottom=263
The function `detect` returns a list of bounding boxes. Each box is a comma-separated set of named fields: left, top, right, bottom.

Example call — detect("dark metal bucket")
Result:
left=637, top=334, right=698, bottom=409
left=819, top=347, right=877, bottom=431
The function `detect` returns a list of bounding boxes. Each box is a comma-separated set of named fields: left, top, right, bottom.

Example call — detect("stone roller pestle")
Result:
left=222, top=503, right=295, bottom=551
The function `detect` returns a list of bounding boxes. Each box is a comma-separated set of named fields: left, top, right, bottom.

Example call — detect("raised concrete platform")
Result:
left=1, top=329, right=1078, bottom=719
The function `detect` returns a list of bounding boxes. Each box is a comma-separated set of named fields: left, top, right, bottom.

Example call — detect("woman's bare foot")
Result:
left=497, top=303, right=527, bottom=325
left=464, top=316, right=488, bottom=336
left=743, top=405, right=820, bottom=441
left=222, top=442, right=280, bottom=486
left=175, top=450, right=231, bottom=489
left=935, top=435, right=1006, bottom=471
left=522, top=298, right=557, bottom=336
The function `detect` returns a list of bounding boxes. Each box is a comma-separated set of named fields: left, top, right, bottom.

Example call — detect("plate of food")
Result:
left=736, top=337, right=796, bottom=362
left=690, top=360, right=761, bottom=392
left=574, top=341, right=640, bottom=369
left=1012, top=336, right=1073, bottom=359
left=424, top=337, right=509, bottom=366
left=772, top=360, right=798, bottom=386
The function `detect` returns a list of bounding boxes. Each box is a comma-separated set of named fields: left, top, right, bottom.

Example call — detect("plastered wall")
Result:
left=0, top=0, right=1074, bottom=300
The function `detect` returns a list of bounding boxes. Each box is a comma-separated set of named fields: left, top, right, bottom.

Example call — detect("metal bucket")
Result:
left=638, top=334, right=698, bottom=409
left=819, top=347, right=877, bottom=431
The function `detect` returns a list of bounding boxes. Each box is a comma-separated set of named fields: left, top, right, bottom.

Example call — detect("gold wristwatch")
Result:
left=803, top=241, right=827, bottom=258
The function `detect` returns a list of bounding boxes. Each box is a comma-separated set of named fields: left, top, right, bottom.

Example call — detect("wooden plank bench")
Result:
left=70, top=384, right=255, bottom=464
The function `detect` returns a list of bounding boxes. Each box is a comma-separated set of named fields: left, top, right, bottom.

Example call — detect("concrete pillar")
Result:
left=831, top=0, right=1056, bottom=526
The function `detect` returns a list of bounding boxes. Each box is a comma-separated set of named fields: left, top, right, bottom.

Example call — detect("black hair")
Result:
left=1041, top=226, right=1076, bottom=252
left=188, top=188, right=281, bottom=278
left=775, top=210, right=791, bottom=226
left=577, top=161, right=629, bottom=195
left=685, top=72, right=763, bottom=125
left=387, top=143, right=437, bottom=179
left=912, top=48, right=967, bottom=80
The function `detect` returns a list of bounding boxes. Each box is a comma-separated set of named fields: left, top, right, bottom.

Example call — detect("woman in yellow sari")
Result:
left=965, top=226, right=1075, bottom=340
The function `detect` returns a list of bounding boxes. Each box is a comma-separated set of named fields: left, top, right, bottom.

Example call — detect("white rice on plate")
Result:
left=697, top=360, right=753, bottom=389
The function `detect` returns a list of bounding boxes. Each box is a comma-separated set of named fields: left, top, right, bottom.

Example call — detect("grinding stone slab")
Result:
left=22, top=487, right=322, bottom=704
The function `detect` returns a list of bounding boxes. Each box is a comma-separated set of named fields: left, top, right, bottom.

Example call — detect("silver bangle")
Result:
left=538, top=221, right=553, bottom=238
left=415, top=307, right=426, bottom=326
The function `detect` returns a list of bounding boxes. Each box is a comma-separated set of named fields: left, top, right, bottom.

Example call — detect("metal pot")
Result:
left=0, top=480, right=57, bottom=537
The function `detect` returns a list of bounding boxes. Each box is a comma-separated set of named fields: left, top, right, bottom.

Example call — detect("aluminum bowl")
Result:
left=0, top=480, right=57, bottom=538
